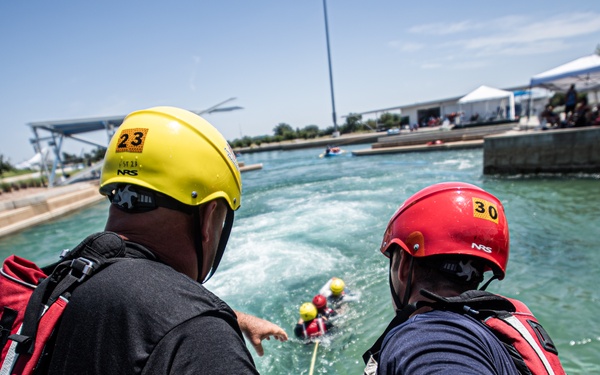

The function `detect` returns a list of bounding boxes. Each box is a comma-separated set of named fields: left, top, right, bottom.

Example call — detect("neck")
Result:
left=105, top=205, right=198, bottom=279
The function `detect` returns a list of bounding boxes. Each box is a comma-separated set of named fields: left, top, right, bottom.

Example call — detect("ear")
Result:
left=197, top=200, right=228, bottom=280
left=199, top=200, right=219, bottom=246
left=197, top=200, right=219, bottom=280
left=397, top=251, right=412, bottom=285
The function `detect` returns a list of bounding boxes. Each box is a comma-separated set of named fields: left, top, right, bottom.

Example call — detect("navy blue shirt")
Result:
left=378, top=310, right=519, bottom=375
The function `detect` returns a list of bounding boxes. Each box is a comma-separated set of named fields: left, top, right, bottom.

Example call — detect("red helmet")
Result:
left=381, top=182, right=509, bottom=279
left=312, top=294, right=327, bottom=310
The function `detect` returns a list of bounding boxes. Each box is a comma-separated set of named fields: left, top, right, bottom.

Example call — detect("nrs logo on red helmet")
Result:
left=471, top=243, right=493, bottom=253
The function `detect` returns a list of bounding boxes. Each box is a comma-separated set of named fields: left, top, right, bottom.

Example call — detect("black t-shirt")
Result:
left=48, top=253, right=258, bottom=375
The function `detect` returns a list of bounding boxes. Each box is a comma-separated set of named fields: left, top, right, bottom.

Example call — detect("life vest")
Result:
left=363, top=289, right=565, bottom=375
left=318, top=307, right=336, bottom=319
left=301, top=318, right=327, bottom=338
left=0, top=232, right=135, bottom=375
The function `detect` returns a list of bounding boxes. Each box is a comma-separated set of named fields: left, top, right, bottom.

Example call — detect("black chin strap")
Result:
left=402, top=256, right=415, bottom=307
left=193, top=209, right=204, bottom=283
left=202, top=208, right=235, bottom=283
left=389, top=257, right=403, bottom=310
left=479, top=274, right=498, bottom=291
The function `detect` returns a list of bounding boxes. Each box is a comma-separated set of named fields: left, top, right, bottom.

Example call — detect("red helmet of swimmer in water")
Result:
left=312, top=295, right=327, bottom=310
left=380, top=182, right=510, bottom=279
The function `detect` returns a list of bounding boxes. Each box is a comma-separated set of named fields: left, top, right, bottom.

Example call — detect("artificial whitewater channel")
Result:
left=1, top=145, right=598, bottom=374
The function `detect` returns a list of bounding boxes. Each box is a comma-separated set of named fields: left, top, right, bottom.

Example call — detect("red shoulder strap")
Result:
left=486, top=298, right=565, bottom=375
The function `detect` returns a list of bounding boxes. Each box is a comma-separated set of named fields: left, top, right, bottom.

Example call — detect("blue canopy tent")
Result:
left=530, top=54, right=600, bottom=92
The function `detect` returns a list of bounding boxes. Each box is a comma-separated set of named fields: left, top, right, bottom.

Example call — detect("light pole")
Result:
left=322, top=0, right=339, bottom=137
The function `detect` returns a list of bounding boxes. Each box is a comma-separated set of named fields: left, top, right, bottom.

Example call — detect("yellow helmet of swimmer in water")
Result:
left=299, top=302, right=318, bottom=321
left=330, top=278, right=345, bottom=296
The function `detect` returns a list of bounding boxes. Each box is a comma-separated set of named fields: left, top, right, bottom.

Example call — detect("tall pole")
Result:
left=322, top=0, right=339, bottom=136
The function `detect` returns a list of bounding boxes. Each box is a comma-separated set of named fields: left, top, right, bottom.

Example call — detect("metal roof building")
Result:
left=27, top=98, right=242, bottom=187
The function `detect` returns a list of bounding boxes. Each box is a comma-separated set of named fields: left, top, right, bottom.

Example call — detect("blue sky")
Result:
left=1, top=1, right=599, bottom=163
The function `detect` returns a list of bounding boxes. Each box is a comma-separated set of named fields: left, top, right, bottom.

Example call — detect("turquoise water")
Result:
left=1, top=146, right=599, bottom=374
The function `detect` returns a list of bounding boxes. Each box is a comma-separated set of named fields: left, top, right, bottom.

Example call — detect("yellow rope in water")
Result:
left=308, top=340, right=320, bottom=375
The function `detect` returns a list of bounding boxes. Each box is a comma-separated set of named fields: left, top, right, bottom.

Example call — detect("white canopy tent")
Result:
left=530, top=54, right=600, bottom=92
left=458, top=85, right=516, bottom=121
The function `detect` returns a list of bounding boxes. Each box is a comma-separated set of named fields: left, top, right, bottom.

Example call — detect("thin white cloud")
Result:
left=458, top=12, right=600, bottom=56
left=450, top=60, right=489, bottom=70
left=475, top=40, right=570, bottom=57
left=389, top=41, right=425, bottom=52
left=409, top=20, right=478, bottom=35
left=419, top=59, right=488, bottom=71
left=407, top=11, right=600, bottom=64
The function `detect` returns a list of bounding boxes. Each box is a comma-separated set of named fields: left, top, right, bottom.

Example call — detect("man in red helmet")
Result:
left=312, top=294, right=337, bottom=319
left=362, top=182, right=561, bottom=375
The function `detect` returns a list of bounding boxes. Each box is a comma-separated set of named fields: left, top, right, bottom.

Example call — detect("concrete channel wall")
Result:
left=483, top=127, right=600, bottom=174
left=0, top=183, right=105, bottom=238
left=373, top=123, right=516, bottom=149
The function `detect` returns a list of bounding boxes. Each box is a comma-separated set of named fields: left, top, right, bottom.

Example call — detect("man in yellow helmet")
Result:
left=293, top=302, right=333, bottom=339
left=47, top=107, right=287, bottom=374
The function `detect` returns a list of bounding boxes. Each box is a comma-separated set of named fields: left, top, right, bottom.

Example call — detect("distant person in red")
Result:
left=312, top=294, right=337, bottom=319
left=294, top=302, right=333, bottom=339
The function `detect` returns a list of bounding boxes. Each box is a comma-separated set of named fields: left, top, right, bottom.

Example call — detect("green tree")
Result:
left=344, top=113, right=362, bottom=133
left=91, top=147, right=106, bottom=162
left=301, top=124, right=320, bottom=139
left=549, top=92, right=565, bottom=107
left=0, top=154, right=14, bottom=176
left=378, top=112, right=397, bottom=128
left=273, top=123, right=294, bottom=137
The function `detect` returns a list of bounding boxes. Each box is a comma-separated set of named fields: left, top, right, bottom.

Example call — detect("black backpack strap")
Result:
left=0, top=307, right=19, bottom=349
left=10, top=232, right=130, bottom=355
left=417, top=289, right=516, bottom=318
left=9, top=273, right=54, bottom=354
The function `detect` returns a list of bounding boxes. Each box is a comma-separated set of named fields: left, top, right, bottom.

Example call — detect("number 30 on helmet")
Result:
left=380, top=182, right=509, bottom=279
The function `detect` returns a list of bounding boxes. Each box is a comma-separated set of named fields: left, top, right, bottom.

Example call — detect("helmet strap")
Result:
left=478, top=274, right=498, bottom=291
left=388, top=261, right=404, bottom=310
left=402, top=255, right=415, bottom=308
left=201, top=207, right=235, bottom=283
left=193, top=209, right=204, bottom=283
left=110, top=184, right=194, bottom=214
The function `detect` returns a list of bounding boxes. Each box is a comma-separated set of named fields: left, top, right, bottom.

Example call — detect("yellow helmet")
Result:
left=100, top=106, right=241, bottom=211
left=299, top=302, right=318, bottom=321
left=330, top=278, right=345, bottom=296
